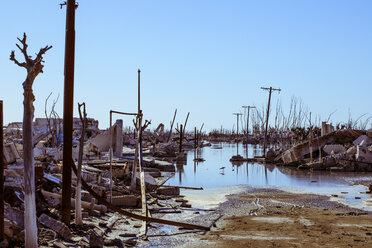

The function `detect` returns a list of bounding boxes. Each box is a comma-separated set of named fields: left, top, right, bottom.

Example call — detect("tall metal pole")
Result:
left=261, top=86, right=281, bottom=157
left=0, top=100, right=4, bottom=239
left=62, top=0, right=76, bottom=225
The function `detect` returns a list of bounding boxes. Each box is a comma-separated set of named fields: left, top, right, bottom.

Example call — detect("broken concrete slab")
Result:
left=353, top=135, right=372, bottom=146
left=3, top=143, right=20, bottom=164
left=157, top=187, right=180, bottom=196
left=110, top=195, right=138, bottom=207
left=323, top=144, right=345, bottom=155
left=89, top=228, right=104, bottom=248
left=356, top=145, right=372, bottom=163
left=4, top=203, right=24, bottom=228
left=281, top=130, right=363, bottom=164
left=39, top=213, right=72, bottom=240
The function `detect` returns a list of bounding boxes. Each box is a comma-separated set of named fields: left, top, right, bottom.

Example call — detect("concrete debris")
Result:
left=89, top=228, right=104, bottom=248
left=2, top=143, right=20, bottom=164
left=1, top=116, right=206, bottom=246
left=39, top=213, right=72, bottom=240
left=323, top=144, right=345, bottom=155
left=321, top=122, right=334, bottom=136
left=157, top=186, right=180, bottom=196
left=269, top=129, right=372, bottom=172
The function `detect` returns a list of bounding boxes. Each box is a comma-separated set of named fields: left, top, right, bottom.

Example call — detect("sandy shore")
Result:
left=181, top=187, right=372, bottom=248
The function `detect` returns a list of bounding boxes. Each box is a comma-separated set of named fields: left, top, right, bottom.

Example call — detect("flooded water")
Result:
left=165, top=143, right=372, bottom=211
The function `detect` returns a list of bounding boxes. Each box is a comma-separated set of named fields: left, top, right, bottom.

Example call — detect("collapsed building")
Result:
left=1, top=117, right=209, bottom=247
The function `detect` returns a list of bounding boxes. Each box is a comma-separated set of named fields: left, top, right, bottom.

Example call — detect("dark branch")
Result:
left=9, top=50, right=27, bottom=68
left=16, top=33, right=30, bottom=63
left=34, top=45, right=53, bottom=64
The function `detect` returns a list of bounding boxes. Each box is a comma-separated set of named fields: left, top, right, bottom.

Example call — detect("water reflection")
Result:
left=167, top=143, right=372, bottom=190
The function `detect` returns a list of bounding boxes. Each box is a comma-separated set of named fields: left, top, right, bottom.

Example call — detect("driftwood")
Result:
left=160, top=185, right=203, bottom=190
left=71, top=159, right=209, bottom=231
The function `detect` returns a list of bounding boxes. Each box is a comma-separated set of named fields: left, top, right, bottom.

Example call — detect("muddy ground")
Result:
left=139, top=187, right=372, bottom=248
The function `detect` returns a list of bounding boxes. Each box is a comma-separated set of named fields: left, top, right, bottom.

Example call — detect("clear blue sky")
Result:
left=1, top=0, right=371, bottom=131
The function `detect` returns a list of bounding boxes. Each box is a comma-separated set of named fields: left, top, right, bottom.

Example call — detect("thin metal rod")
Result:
left=138, top=69, right=141, bottom=113
left=62, top=0, right=76, bottom=225
left=0, top=100, right=4, bottom=239
left=110, top=110, right=138, bottom=116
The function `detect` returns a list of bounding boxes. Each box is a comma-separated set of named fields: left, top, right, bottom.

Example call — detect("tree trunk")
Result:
left=23, top=80, right=38, bottom=248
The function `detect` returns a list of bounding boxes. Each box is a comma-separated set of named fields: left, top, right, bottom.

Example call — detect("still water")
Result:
left=166, top=143, right=372, bottom=210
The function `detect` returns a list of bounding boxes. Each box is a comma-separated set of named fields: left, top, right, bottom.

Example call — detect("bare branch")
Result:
left=9, top=50, right=27, bottom=68
left=34, top=45, right=53, bottom=64
left=16, top=32, right=30, bottom=63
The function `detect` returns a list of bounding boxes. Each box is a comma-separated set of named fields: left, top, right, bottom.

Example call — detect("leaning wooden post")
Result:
left=179, top=124, right=183, bottom=153
left=62, top=0, right=76, bottom=226
left=167, top=109, right=177, bottom=142
left=0, top=100, right=4, bottom=240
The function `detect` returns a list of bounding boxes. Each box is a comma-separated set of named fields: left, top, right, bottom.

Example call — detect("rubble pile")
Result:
left=271, top=129, right=372, bottom=172
left=1, top=118, right=207, bottom=247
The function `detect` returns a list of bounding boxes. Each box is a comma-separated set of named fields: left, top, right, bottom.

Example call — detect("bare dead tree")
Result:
left=75, top=102, right=87, bottom=225
left=45, top=92, right=61, bottom=147
left=10, top=33, right=52, bottom=248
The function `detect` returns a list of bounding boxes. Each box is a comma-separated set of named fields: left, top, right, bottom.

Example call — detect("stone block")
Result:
left=3, top=143, right=20, bottom=164
left=353, top=135, right=372, bottom=146
left=157, top=187, right=180, bottom=196
left=356, top=145, right=372, bottom=163
left=89, top=228, right=104, bottom=248
left=323, top=144, right=345, bottom=155
left=39, top=213, right=72, bottom=240
left=110, top=195, right=138, bottom=207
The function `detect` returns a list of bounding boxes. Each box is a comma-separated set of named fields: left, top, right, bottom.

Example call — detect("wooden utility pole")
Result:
left=0, top=100, right=3, bottom=240
left=242, top=105, right=256, bottom=136
left=62, top=0, right=76, bottom=225
left=261, top=86, right=281, bottom=157
left=138, top=69, right=144, bottom=167
left=233, top=113, right=242, bottom=155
